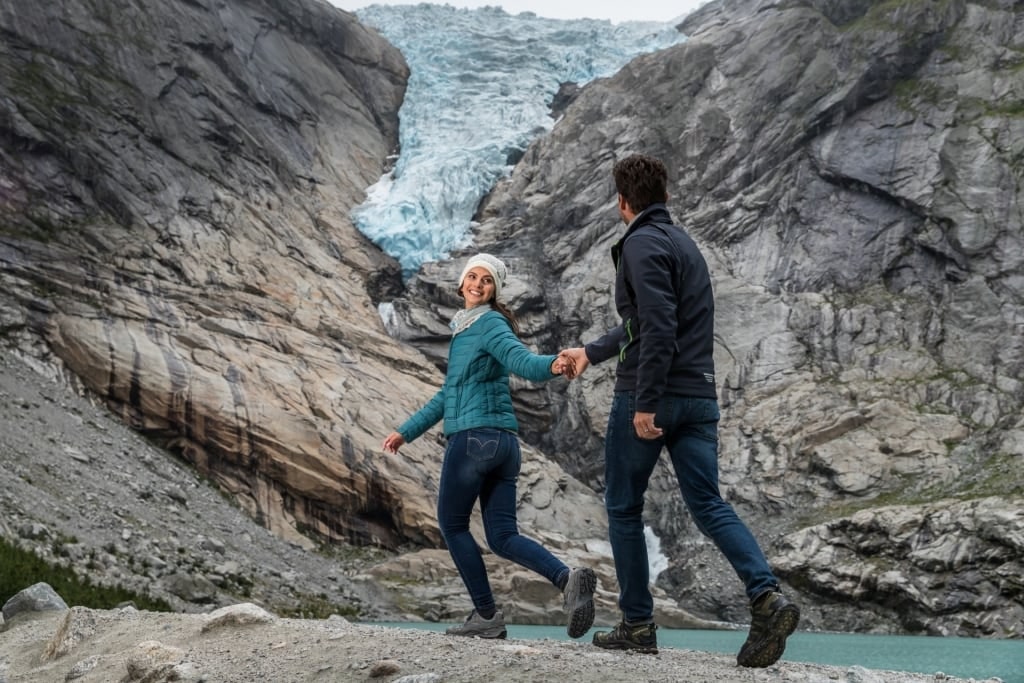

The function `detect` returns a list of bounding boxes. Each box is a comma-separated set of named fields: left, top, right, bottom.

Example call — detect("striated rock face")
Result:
left=392, top=0, right=1024, bottom=636
left=0, top=0, right=441, bottom=551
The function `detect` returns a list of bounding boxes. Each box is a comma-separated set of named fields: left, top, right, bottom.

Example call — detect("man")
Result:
left=560, top=154, right=799, bottom=667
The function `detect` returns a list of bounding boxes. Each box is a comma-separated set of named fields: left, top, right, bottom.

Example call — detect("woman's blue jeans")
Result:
left=604, top=392, right=778, bottom=622
left=437, top=428, right=568, bottom=615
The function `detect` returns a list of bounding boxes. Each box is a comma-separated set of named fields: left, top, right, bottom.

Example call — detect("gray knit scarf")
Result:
left=449, top=305, right=490, bottom=336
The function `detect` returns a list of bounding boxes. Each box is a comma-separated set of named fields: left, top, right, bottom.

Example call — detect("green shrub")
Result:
left=0, top=536, right=172, bottom=612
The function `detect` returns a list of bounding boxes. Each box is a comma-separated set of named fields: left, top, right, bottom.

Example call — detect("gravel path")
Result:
left=0, top=603, right=986, bottom=683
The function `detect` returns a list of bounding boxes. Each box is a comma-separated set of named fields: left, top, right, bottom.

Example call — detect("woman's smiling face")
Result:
left=460, top=266, right=496, bottom=308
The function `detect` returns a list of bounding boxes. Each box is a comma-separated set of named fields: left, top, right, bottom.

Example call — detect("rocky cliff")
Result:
left=394, top=0, right=1024, bottom=636
left=1, top=0, right=1022, bottom=638
left=0, top=0, right=431, bottom=548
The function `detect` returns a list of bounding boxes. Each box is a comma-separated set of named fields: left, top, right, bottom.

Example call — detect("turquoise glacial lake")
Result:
left=373, top=622, right=1022, bottom=683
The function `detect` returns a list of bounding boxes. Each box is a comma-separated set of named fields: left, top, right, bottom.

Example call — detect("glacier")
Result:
left=349, top=4, right=686, bottom=276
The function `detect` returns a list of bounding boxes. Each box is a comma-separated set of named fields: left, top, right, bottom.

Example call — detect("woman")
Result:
left=382, top=253, right=596, bottom=640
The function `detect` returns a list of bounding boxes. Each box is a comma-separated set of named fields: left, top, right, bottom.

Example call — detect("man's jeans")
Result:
left=438, top=428, right=568, bottom=615
left=605, top=392, right=778, bottom=621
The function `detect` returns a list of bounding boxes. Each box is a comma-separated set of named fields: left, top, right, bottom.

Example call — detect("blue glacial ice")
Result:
left=350, top=4, right=686, bottom=277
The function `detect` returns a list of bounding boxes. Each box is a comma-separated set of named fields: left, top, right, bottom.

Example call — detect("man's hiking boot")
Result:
left=592, top=620, right=658, bottom=654
left=445, top=609, right=507, bottom=639
left=563, top=567, right=597, bottom=638
left=737, top=591, right=800, bottom=667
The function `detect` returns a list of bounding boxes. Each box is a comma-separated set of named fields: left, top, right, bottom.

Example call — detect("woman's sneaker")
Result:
left=737, top=591, right=800, bottom=667
left=563, top=567, right=597, bottom=638
left=445, top=609, right=507, bottom=639
left=592, top=620, right=658, bottom=654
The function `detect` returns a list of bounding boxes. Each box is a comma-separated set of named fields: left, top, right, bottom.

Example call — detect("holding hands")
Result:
left=556, top=348, right=590, bottom=380
left=551, top=349, right=588, bottom=379
left=551, top=354, right=576, bottom=378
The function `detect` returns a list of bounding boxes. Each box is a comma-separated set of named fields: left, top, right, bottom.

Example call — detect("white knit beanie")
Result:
left=458, top=253, right=508, bottom=299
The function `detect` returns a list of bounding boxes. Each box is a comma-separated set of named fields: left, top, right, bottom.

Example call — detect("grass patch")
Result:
left=275, top=592, right=359, bottom=620
left=312, top=536, right=398, bottom=569
left=841, top=0, right=957, bottom=33
left=796, top=474, right=925, bottom=527
left=796, top=451, right=1023, bottom=529
left=951, top=451, right=1024, bottom=498
left=988, top=101, right=1024, bottom=118
left=890, top=77, right=950, bottom=112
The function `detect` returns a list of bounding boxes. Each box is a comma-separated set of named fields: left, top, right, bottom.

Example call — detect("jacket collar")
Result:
left=612, top=203, right=672, bottom=264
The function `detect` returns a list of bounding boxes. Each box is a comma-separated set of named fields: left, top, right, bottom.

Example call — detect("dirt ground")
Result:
left=0, top=603, right=986, bottom=683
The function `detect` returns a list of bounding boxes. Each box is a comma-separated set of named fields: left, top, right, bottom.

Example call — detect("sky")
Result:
left=328, top=0, right=709, bottom=24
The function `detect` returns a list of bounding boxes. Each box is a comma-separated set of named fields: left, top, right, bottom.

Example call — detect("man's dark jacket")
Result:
left=585, top=203, right=717, bottom=413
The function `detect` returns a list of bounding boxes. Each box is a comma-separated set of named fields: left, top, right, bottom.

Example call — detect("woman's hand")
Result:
left=382, top=432, right=406, bottom=454
left=551, top=354, right=577, bottom=378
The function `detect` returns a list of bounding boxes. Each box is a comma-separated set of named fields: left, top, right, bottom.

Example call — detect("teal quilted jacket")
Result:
left=398, top=310, right=557, bottom=441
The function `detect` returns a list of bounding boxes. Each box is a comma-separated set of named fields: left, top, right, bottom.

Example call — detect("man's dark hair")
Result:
left=613, top=154, right=668, bottom=213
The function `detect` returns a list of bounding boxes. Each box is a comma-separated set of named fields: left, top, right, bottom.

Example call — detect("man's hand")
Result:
left=558, top=348, right=590, bottom=380
left=633, top=411, right=663, bottom=440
